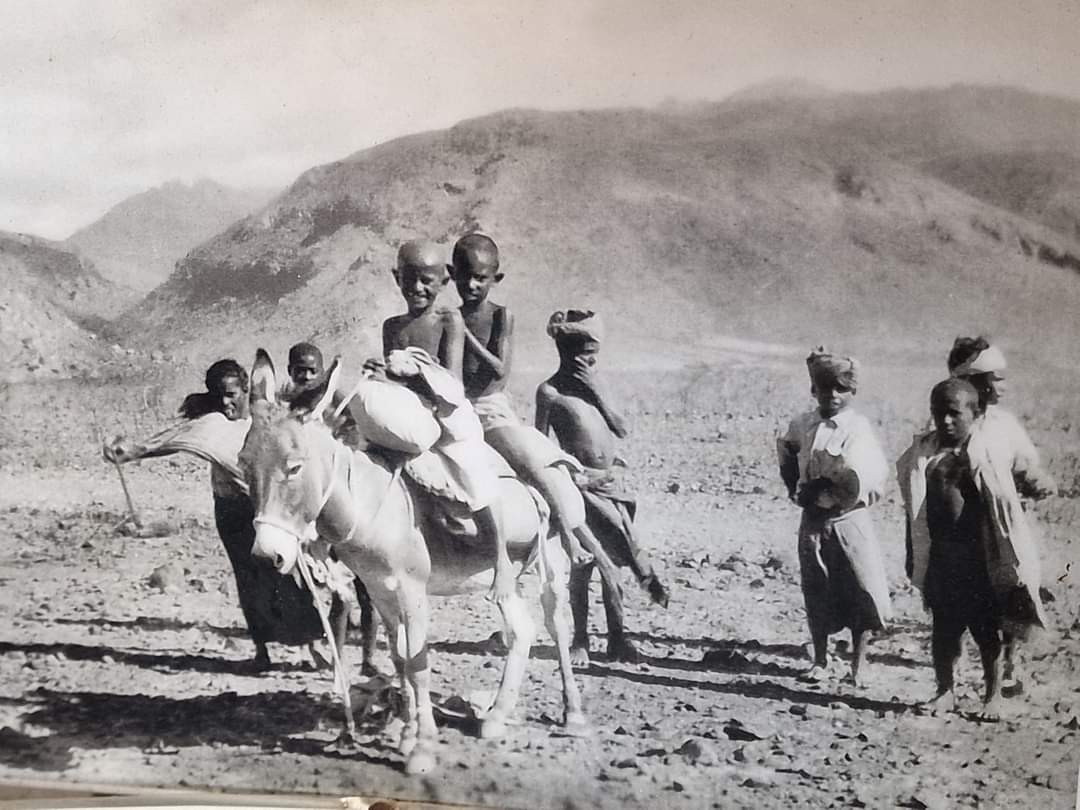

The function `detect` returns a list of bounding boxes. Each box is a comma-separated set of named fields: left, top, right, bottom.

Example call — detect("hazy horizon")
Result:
left=2, top=0, right=1078, bottom=240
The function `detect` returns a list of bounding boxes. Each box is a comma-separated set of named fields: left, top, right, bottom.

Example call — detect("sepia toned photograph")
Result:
left=1, top=1, right=1078, bottom=807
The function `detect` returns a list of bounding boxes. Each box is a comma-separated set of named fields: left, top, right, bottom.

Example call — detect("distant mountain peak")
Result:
left=66, top=179, right=278, bottom=292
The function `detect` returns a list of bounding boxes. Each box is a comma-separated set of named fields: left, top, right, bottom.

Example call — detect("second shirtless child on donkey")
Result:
left=445, top=234, right=623, bottom=604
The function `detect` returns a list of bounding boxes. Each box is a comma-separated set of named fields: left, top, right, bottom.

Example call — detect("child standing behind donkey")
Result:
left=777, top=348, right=892, bottom=685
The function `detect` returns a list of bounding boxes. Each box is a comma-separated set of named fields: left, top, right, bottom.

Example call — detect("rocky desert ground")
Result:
left=0, top=356, right=1076, bottom=809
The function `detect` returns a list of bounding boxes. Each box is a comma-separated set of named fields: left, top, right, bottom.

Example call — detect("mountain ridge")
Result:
left=111, top=85, right=1080, bottom=375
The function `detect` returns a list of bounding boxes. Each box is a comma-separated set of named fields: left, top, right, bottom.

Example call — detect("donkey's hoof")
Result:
left=480, top=715, right=509, bottom=739
left=405, top=747, right=437, bottom=775
left=561, top=712, right=591, bottom=737
left=398, top=734, right=418, bottom=758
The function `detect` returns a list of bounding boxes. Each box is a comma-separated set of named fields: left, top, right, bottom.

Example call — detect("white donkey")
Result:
left=239, top=350, right=589, bottom=774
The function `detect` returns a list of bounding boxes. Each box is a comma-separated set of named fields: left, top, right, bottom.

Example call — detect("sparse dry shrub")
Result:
left=834, top=166, right=868, bottom=199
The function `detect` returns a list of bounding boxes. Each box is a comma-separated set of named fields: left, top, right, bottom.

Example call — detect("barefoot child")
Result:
left=941, top=337, right=1055, bottom=692
left=777, top=348, right=892, bottom=685
left=538, top=308, right=670, bottom=666
left=899, top=378, right=1053, bottom=718
left=450, top=234, right=618, bottom=581
left=379, top=240, right=514, bottom=602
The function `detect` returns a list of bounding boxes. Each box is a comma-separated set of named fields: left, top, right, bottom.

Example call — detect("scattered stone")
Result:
left=722, top=720, right=763, bottom=741
left=670, top=781, right=685, bottom=793
left=702, top=648, right=752, bottom=669
left=1046, top=768, right=1074, bottom=792
left=762, top=555, right=784, bottom=571
left=740, top=775, right=774, bottom=789
left=675, top=738, right=718, bottom=766
left=789, top=704, right=807, bottom=717
left=666, top=482, right=681, bottom=494
left=147, top=562, right=184, bottom=592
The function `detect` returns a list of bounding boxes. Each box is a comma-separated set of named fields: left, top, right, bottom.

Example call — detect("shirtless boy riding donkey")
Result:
left=537, top=308, right=670, bottom=666
left=382, top=238, right=619, bottom=605
left=451, top=234, right=624, bottom=599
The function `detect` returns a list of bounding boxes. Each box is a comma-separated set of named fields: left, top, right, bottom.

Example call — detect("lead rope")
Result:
left=295, top=548, right=356, bottom=742
left=297, top=442, right=353, bottom=742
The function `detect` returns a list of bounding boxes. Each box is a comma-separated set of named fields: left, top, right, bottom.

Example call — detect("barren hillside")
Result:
left=0, top=232, right=116, bottom=381
left=119, top=86, right=1080, bottom=376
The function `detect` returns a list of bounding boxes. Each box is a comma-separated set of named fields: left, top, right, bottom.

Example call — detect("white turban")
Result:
left=951, top=344, right=1007, bottom=378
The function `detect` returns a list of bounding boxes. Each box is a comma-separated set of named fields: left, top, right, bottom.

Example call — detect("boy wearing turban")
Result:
left=538, top=309, right=670, bottom=666
left=777, top=348, right=892, bottom=685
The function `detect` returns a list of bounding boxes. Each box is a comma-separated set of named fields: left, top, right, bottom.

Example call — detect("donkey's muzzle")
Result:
left=251, top=520, right=300, bottom=574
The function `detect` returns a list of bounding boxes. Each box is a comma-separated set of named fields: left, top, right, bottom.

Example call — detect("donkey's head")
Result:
left=238, top=349, right=342, bottom=573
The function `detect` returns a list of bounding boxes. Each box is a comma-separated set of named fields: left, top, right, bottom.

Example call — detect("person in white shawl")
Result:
left=899, top=339, right=1055, bottom=699
left=778, top=349, right=892, bottom=685
left=898, top=378, right=1054, bottom=718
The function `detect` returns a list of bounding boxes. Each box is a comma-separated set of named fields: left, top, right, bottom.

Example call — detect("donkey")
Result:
left=238, top=350, right=589, bottom=774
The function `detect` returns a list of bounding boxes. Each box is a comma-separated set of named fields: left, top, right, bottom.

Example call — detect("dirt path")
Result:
left=0, top=372, right=1077, bottom=808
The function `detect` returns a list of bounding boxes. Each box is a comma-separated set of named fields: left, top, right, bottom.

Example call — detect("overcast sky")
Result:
left=2, top=0, right=1078, bottom=240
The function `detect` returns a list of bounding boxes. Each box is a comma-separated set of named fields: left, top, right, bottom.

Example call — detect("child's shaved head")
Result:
left=288, top=342, right=323, bottom=368
left=452, top=233, right=500, bottom=272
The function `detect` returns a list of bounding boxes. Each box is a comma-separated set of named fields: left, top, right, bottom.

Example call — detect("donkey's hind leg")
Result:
left=540, top=537, right=589, bottom=735
left=480, top=590, right=536, bottom=739
left=397, top=576, right=438, bottom=775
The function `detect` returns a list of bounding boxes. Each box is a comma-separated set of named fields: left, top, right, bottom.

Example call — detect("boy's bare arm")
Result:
left=535, top=383, right=555, bottom=438
left=581, top=375, right=628, bottom=438
left=381, top=318, right=394, bottom=358
left=462, top=308, right=514, bottom=380
left=438, top=310, right=466, bottom=381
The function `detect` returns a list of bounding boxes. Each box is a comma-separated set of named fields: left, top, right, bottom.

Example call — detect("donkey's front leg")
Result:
left=385, top=614, right=418, bottom=757
left=398, top=578, right=438, bottom=775
left=481, top=590, right=536, bottom=739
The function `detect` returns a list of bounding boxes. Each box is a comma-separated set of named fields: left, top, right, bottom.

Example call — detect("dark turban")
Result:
left=806, top=347, right=859, bottom=391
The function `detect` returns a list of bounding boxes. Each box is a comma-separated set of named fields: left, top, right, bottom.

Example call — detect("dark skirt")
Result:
left=798, top=507, right=891, bottom=636
left=213, top=495, right=326, bottom=646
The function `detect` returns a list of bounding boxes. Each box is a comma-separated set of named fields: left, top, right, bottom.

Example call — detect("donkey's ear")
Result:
left=250, top=348, right=278, bottom=406
left=302, top=355, right=342, bottom=423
